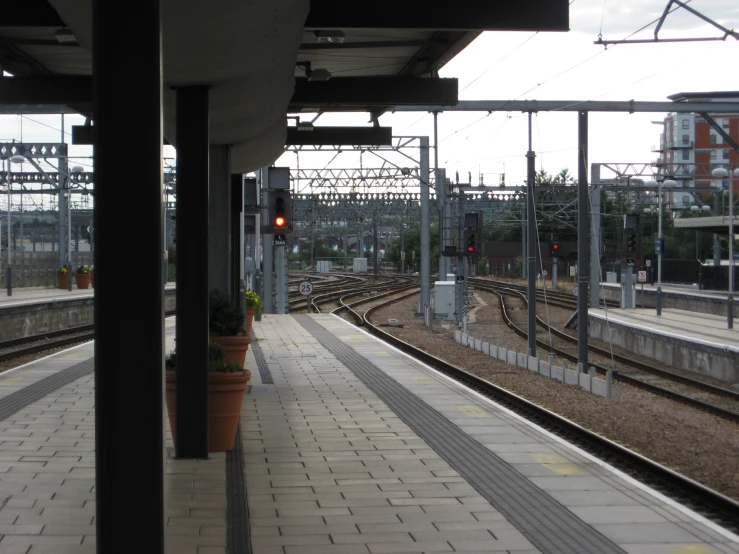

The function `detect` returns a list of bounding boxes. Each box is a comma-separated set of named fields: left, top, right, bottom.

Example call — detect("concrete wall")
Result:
left=0, top=289, right=177, bottom=341
left=600, top=284, right=738, bottom=318
left=588, top=314, right=739, bottom=384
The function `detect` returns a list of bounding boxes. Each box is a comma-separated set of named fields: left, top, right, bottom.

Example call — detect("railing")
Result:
left=0, top=252, right=93, bottom=288
left=667, top=141, right=693, bottom=149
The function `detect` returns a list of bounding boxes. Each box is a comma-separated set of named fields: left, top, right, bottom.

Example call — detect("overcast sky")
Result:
left=1, top=0, right=738, bottom=209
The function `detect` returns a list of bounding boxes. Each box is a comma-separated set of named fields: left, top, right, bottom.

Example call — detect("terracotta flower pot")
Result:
left=210, top=334, right=250, bottom=367
left=166, top=369, right=250, bottom=452
left=91, top=273, right=95, bottom=288
left=57, top=273, right=69, bottom=289
left=76, top=274, right=91, bottom=289
left=245, top=306, right=256, bottom=335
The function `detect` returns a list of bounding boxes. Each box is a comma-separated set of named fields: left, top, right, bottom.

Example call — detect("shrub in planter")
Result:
left=165, top=342, right=250, bottom=452
left=57, top=264, right=70, bottom=289
left=209, top=289, right=249, bottom=366
left=76, top=266, right=92, bottom=289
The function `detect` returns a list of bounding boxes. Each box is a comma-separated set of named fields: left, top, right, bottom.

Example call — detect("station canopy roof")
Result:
left=673, top=215, right=737, bottom=236
left=1, top=0, right=568, bottom=173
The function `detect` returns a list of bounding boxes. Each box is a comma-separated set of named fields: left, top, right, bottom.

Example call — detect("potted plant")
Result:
left=165, top=342, right=250, bottom=452
left=244, top=290, right=261, bottom=335
left=209, top=289, right=249, bottom=367
left=76, top=266, right=92, bottom=289
left=57, top=264, right=70, bottom=289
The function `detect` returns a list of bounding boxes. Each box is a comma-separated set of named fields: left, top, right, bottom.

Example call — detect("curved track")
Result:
left=473, top=281, right=739, bottom=424
left=332, top=289, right=739, bottom=532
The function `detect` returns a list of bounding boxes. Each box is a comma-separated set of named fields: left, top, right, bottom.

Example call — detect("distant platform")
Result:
left=589, top=308, right=739, bottom=383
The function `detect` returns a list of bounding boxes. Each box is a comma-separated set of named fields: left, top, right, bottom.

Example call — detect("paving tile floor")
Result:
left=0, top=310, right=737, bottom=553
left=244, top=314, right=739, bottom=554
left=0, top=317, right=227, bottom=554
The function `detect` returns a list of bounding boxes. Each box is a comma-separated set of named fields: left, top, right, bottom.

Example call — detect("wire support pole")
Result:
left=729, top=171, right=735, bottom=329
left=577, top=111, right=589, bottom=372
left=657, top=180, right=663, bottom=316
left=419, top=136, right=431, bottom=313
left=526, top=112, right=537, bottom=356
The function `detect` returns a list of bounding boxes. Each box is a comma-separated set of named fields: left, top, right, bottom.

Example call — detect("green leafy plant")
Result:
left=209, top=289, right=245, bottom=336
left=76, top=265, right=91, bottom=275
left=165, top=342, right=243, bottom=373
left=57, top=264, right=70, bottom=275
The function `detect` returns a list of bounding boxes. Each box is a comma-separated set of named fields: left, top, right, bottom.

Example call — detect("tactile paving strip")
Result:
left=249, top=335, right=273, bottom=384
left=226, top=422, right=251, bottom=554
left=0, top=358, right=94, bottom=422
left=296, top=315, right=626, bottom=554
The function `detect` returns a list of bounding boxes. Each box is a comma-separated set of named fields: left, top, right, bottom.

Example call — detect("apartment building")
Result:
left=653, top=91, right=739, bottom=210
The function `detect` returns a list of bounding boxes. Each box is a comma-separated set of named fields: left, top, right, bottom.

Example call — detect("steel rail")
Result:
left=479, top=284, right=739, bottom=424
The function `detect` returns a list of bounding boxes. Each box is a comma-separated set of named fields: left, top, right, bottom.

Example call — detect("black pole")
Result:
left=577, top=111, right=589, bottom=372
left=93, top=0, right=165, bottom=551
left=175, top=86, right=210, bottom=458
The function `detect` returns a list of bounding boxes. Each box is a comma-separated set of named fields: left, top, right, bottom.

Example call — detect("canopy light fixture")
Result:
left=296, top=122, right=314, bottom=132
left=316, top=30, right=345, bottom=44
left=54, top=28, right=77, bottom=43
left=9, top=155, right=25, bottom=164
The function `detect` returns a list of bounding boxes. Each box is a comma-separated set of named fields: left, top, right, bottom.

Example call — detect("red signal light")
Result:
left=467, top=246, right=475, bottom=253
left=275, top=216, right=286, bottom=227
left=553, top=244, right=559, bottom=251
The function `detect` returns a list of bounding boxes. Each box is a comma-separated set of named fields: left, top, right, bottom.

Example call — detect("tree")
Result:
left=385, top=225, right=440, bottom=269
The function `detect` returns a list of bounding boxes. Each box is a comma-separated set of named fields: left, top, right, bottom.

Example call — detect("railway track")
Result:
left=470, top=277, right=621, bottom=310
left=333, top=290, right=739, bottom=532
left=475, top=282, right=739, bottom=424
left=0, top=309, right=178, bottom=365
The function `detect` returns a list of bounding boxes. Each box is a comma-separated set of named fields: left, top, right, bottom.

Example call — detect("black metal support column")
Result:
left=577, top=111, right=589, bottom=372
left=175, top=86, right=210, bottom=458
left=231, top=174, right=244, bottom=307
left=93, top=0, right=165, bottom=552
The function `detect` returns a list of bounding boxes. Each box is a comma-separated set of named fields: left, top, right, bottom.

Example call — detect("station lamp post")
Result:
left=645, top=178, right=676, bottom=316
left=711, top=167, right=737, bottom=329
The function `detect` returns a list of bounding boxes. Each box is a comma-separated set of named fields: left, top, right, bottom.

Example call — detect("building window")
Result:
left=723, top=150, right=730, bottom=160
left=683, top=196, right=690, bottom=206
left=682, top=150, right=689, bottom=160
left=682, top=134, right=690, bottom=144
left=682, top=119, right=689, bottom=129
left=710, top=150, right=717, bottom=160
left=709, top=134, right=717, bottom=144
left=723, top=118, right=730, bottom=128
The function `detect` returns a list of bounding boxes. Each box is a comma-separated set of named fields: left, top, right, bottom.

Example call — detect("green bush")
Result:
left=209, top=289, right=245, bottom=336
left=165, top=342, right=243, bottom=373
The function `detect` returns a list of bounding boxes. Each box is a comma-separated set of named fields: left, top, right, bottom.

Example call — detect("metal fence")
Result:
left=0, top=252, right=93, bottom=288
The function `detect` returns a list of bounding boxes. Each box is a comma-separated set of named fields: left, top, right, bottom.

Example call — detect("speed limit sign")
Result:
left=299, top=281, right=313, bottom=296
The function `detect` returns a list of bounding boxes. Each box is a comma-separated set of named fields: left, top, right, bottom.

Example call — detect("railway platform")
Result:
left=0, top=284, right=176, bottom=309
left=1, top=314, right=738, bottom=553
left=588, top=308, right=739, bottom=384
